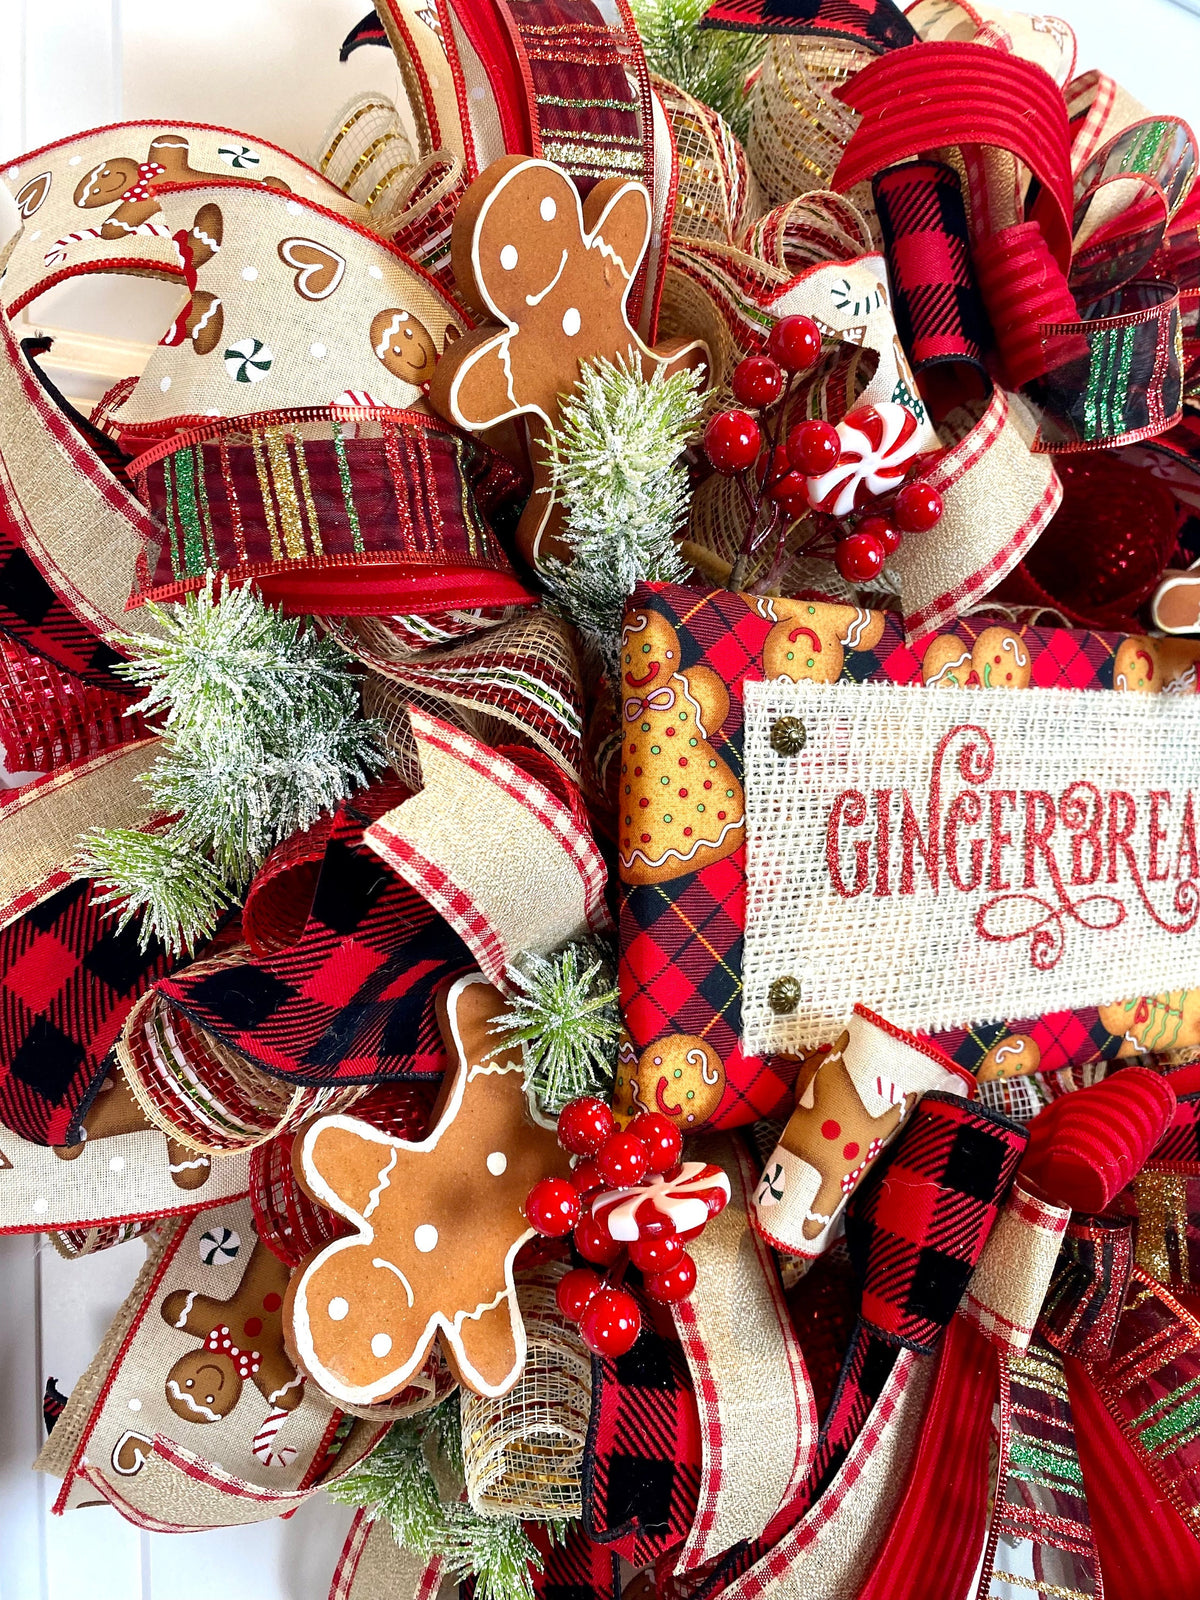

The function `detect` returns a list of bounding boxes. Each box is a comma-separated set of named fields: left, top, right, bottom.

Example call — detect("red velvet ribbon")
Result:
left=832, top=41, right=1075, bottom=272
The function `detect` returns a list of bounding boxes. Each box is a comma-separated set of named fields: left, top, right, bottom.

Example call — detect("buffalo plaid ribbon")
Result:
left=583, top=1294, right=702, bottom=1564
left=677, top=1093, right=1026, bottom=1600
left=699, top=0, right=916, bottom=52
left=158, top=781, right=471, bottom=1086
left=872, top=160, right=990, bottom=380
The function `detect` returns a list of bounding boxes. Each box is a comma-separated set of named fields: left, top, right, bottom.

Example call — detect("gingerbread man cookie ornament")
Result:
left=619, top=607, right=744, bottom=886
left=287, top=973, right=571, bottom=1402
left=429, top=156, right=709, bottom=567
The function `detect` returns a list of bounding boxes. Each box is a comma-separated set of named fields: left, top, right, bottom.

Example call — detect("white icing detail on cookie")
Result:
left=166, top=1381, right=220, bottom=1422
left=169, top=1155, right=210, bottom=1172
left=561, top=306, right=581, bottom=337
left=540, top=196, right=557, bottom=221
left=843, top=608, right=871, bottom=650
left=371, top=1333, right=393, bottom=1358
left=373, top=311, right=411, bottom=358
left=173, top=1290, right=198, bottom=1329
left=620, top=815, right=744, bottom=874
left=527, top=249, right=568, bottom=307
left=414, top=1224, right=438, bottom=1253
left=190, top=298, right=221, bottom=340
left=487, top=1151, right=507, bottom=1175
left=925, top=650, right=972, bottom=686
left=328, top=1296, right=349, bottom=1321
left=363, top=1148, right=398, bottom=1220
left=372, top=1256, right=415, bottom=1307
left=291, top=975, right=536, bottom=1404
left=500, top=244, right=518, bottom=270
left=267, top=1371, right=305, bottom=1406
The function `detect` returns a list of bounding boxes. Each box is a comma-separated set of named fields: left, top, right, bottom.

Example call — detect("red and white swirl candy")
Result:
left=590, top=1160, right=731, bottom=1242
left=805, top=402, right=922, bottom=517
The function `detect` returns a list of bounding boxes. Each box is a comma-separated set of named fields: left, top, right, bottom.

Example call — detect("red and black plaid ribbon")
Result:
left=157, top=782, right=471, bottom=1086
left=582, top=1293, right=702, bottom=1563
left=0, top=877, right=173, bottom=1145
left=872, top=160, right=990, bottom=383
left=680, top=1093, right=1026, bottom=1600
left=699, top=0, right=916, bottom=51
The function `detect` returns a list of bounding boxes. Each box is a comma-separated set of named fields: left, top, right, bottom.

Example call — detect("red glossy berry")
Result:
left=786, top=419, right=841, bottom=476
left=835, top=529, right=887, bottom=584
left=629, top=1232, right=684, bottom=1272
left=777, top=492, right=810, bottom=522
left=570, top=1157, right=604, bottom=1196
left=525, top=1177, right=581, bottom=1237
left=767, top=314, right=822, bottom=373
left=558, top=1096, right=616, bottom=1156
left=597, top=1131, right=649, bottom=1188
left=574, top=1212, right=624, bottom=1265
left=732, top=355, right=784, bottom=408
left=893, top=479, right=944, bottom=533
left=643, top=1253, right=698, bottom=1304
left=769, top=468, right=809, bottom=506
left=757, top=445, right=792, bottom=491
left=557, top=1266, right=603, bottom=1323
left=580, top=1288, right=642, bottom=1356
left=704, top=410, right=762, bottom=475
left=627, top=1113, right=684, bottom=1175
left=855, top=514, right=901, bottom=557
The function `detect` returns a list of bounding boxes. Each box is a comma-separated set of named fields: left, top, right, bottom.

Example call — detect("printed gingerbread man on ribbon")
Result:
left=286, top=972, right=571, bottom=1402
left=428, top=155, right=709, bottom=568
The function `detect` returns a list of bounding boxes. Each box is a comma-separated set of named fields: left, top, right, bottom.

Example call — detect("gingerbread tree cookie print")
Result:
left=428, top=155, right=709, bottom=569
left=619, top=606, right=744, bottom=886
left=286, top=972, right=572, bottom=1402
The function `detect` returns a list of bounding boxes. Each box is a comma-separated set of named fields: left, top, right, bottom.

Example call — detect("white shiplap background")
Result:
left=2, top=1, right=1200, bottom=1597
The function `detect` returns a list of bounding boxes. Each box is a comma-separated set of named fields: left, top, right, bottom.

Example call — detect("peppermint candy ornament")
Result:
left=590, top=1160, right=731, bottom=1242
left=806, top=402, right=921, bottom=517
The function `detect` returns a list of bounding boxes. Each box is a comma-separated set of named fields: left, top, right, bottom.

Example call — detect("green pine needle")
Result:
left=490, top=940, right=620, bottom=1114
left=76, top=577, right=387, bottom=955
left=542, top=356, right=703, bottom=669
left=75, top=829, right=233, bottom=954
left=329, top=1401, right=565, bottom=1600
left=629, top=0, right=764, bottom=140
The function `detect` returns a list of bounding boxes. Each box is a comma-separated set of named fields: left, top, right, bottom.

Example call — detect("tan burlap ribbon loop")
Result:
left=671, top=1134, right=817, bottom=1571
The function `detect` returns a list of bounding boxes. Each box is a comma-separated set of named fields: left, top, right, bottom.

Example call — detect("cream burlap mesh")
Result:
left=655, top=76, right=764, bottom=246
left=745, top=38, right=877, bottom=238
left=315, top=94, right=416, bottom=219
left=361, top=673, right=519, bottom=790
left=742, top=679, right=1200, bottom=1052
left=461, top=1260, right=591, bottom=1519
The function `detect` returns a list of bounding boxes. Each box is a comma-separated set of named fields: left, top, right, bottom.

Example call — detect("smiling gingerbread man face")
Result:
left=429, top=156, right=708, bottom=567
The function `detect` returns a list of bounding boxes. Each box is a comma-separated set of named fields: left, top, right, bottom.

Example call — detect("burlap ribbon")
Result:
left=365, top=710, right=611, bottom=989
left=671, top=1134, right=816, bottom=1570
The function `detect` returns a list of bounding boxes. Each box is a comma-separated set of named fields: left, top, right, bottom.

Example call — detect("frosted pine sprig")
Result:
left=542, top=355, right=702, bottom=669
left=490, top=939, right=621, bottom=1114
left=76, top=829, right=233, bottom=955
left=76, top=577, right=387, bottom=955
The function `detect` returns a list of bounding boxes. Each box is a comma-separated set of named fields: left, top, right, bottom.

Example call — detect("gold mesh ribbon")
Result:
left=461, top=1260, right=591, bottom=1519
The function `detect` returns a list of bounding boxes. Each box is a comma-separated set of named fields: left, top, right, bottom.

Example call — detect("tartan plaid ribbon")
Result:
left=835, top=37, right=1195, bottom=452
left=157, top=780, right=471, bottom=1086
left=128, top=412, right=532, bottom=618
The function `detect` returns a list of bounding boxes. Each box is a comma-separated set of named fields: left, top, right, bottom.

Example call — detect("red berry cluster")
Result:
left=525, top=1096, right=694, bottom=1358
left=701, top=316, right=943, bottom=590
